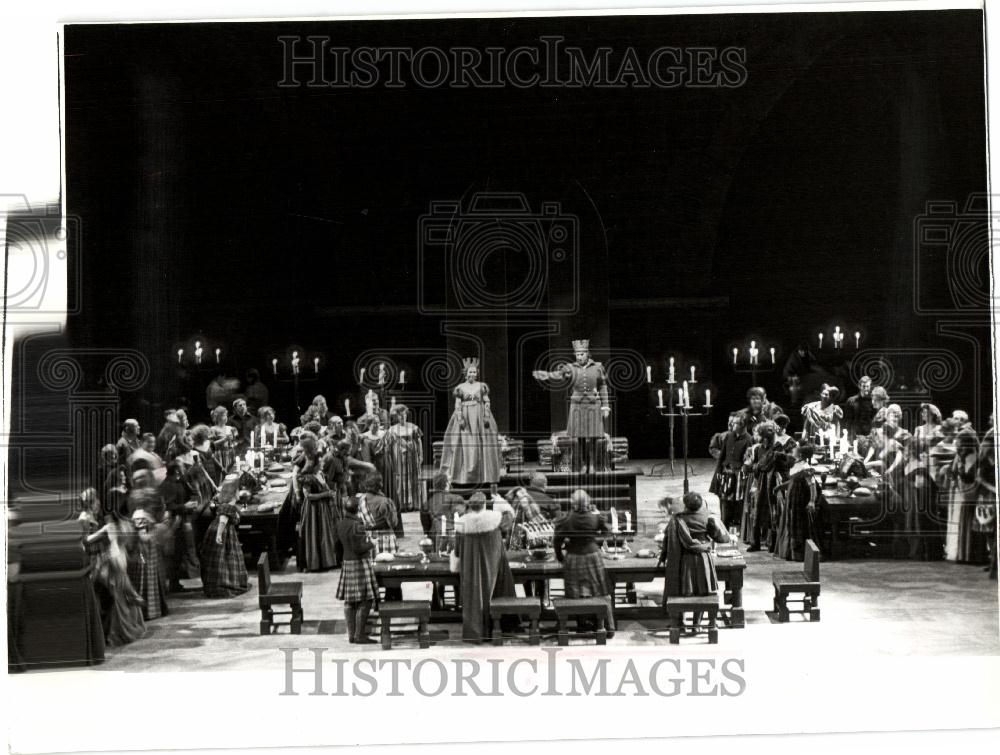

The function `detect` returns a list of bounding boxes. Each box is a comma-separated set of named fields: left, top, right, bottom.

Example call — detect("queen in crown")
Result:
left=440, top=357, right=502, bottom=488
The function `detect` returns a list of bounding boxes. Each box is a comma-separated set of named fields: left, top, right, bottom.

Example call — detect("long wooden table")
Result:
left=237, top=474, right=293, bottom=571
left=375, top=546, right=747, bottom=628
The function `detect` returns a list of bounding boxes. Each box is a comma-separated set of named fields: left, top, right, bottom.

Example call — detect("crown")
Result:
left=571, top=339, right=590, bottom=351
left=463, top=357, right=480, bottom=370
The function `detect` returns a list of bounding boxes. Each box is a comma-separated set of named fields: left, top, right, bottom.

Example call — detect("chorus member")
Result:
left=256, top=406, right=289, bottom=449
left=844, top=376, right=875, bottom=440
left=358, top=390, right=390, bottom=432
left=244, top=368, right=269, bottom=414
left=554, top=490, right=615, bottom=636
left=440, top=357, right=502, bottom=490
left=801, top=384, right=843, bottom=445
left=380, top=404, right=424, bottom=536
left=738, top=387, right=770, bottom=435
left=291, top=431, right=339, bottom=572
left=130, top=499, right=169, bottom=620
left=94, top=444, right=122, bottom=502
left=310, top=395, right=332, bottom=426
left=428, top=471, right=465, bottom=547
left=902, top=403, right=944, bottom=560
left=160, top=460, right=198, bottom=591
left=115, top=419, right=141, bottom=464
left=86, top=505, right=146, bottom=647
left=871, top=386, right=890, bottom=414
left=357, top=413, right=387, bottom=482
left=532, top=339, right=611, bottom=474
left=944, top=421, right=987, bottom=563
left=455, top=492, right=516, bottom=643
left=336, top=496, right=378, bottom=644
left=659, top=492, right=730, bottom=631
left=156, top=410, right=184, bottom=459
left=208, top=406, right=236, bottom=472
left=199, top=490, right=250, bottom=598
left=976, top=414, right=997, bottom=578
left=228, top=398, right=258, bottom=455
left=745, top=421, right=785, bottom=552
left=709, top=413, right=751, bottom=530
left=775, top=444, right=826, bottom=561
left=356, top=472, right=399, bottom=556
left=206, top=372, right=230, bottom=412
left=507, top=471, right=561, bottom=522
left=773, top=414, right=796, bottom=452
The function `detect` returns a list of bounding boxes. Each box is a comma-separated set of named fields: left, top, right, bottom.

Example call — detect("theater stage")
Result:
left=86, top=459, right=999, bottom=672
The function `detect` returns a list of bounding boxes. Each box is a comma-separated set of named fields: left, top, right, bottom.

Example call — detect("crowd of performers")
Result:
left=708, top=382, right=998, bottom=576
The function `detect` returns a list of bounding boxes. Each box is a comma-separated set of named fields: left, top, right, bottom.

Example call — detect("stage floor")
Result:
left=79, top=459, right=998, bottom=672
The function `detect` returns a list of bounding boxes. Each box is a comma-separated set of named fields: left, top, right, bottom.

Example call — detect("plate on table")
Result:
left=394, top=551, right=421, bottom=561
left=635, top=549, right=657, bottom=559
left=269, top=479, right=288, bottom=489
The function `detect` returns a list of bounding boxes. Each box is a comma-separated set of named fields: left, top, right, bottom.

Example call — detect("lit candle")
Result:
left=194, top=341, right=202, bottom=365
left=400, top=370, right=406, bottom=385
left=610, top=507, right=619, bottom=534
left=390, top=396, right=396, bottom=411
left=834, top=326, right=841, bottom=349
left=818, top=332, right=823, bottom=349
left=668, top=357, right=675, bottom=383
left=683, top=380, right=690, bottom=408
left=749, top=340, right=757, bottom=366
left=215, top=348, right=221, bottom=363
left=770, top=347, right=776, bottom=364
left=852, top=438, right=859, bottom=456
left=854, top=331, right=861, bottom=349
left=291, top=351, right=300, bottom=375
left=646, top=365, right=652, bottom=384
left=705, top=389, right=712, bottom=408
left=678, top=387, right=685, bottom=406
left=345, top=398, right=351, bottom=416
left=732, top=347, right=738, bottom=365
left=690, top=365, right=696, bottom=382
left=272, top=425, right=278, bottom=447
left=360, top=367, right=366, bottom=384
left=624, top=511, right=631, bottom=532
left=271, top=358, right=278, bottom=375
left=313, top=357, right=319, bottom=373
left=441, top=514, right=446, bottom=542
left=657, top=388, right=664, bottom=408
left=177, top=348, right=183, bottom=364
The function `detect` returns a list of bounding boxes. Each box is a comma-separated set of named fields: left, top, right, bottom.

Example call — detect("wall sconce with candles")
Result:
left=174, top=337, right=225, bottom=369
left=816, top=325, right=862, bottom=350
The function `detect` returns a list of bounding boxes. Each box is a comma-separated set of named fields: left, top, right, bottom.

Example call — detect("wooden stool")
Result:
left=378, top=601, right=432, bottom=650
left=257, top=553, right=303, bottom=635
left=664, top=594, right=719, bottom=644
left=552, top=597, right=611, bottom=646
left=489, top=596, right=542, bottom=646
left=772, top=539, right=821, bottom=622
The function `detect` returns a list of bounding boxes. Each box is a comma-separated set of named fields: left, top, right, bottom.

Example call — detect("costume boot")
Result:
left=355, top=600, right=375, bottom=644
left=344, top=603, right=357, bottom=643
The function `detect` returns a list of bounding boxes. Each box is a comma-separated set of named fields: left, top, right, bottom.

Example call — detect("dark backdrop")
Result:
left=11, top=10, right=989, bottom=497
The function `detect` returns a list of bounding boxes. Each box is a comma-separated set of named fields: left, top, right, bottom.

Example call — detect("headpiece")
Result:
left=462, top=357, right=480, bottom=371
left=571, top=339, right=590, bottom=351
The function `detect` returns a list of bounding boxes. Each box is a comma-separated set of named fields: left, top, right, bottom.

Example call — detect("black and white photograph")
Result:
left=2, top=0, right=999, bottom=752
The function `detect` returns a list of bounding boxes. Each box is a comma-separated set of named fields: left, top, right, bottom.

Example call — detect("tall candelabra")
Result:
left=730, top=339, right=777, bottom=386
left=654, top=376, right=713, bottom=494
left=647, top=357, right=712, bottom=486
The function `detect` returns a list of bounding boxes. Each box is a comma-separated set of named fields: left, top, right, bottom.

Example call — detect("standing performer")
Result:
left=532, top=339, right=611, bottom=474
left=440, top=357, right=502, bottom=490
left=380, top=404, right=424, bottom=536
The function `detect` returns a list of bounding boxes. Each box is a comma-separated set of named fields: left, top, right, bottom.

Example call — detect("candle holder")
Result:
left=730, top=340, right=777, bottom=386
left=815, top=325, right=863, bottom=351
left=654, top=382, right=713, bottom=494
left=271, top=346, right=324, bottom=416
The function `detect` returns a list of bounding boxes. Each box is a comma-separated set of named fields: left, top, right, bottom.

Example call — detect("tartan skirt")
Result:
left=337, top=557, right=380, bottom=603
left=563, top=551, right=612, bottom=598
left=200, top=522, right=249, bottom=598
left=566, top=400, right=604, bottom=439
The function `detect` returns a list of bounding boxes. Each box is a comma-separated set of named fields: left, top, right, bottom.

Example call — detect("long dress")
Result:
left=902, top=424, right=944, bottom=560
left=130, top=509, right=169, bottom=620
left=200, top=502, right=249, bottom=598
left=947, top=429, right=988, bottom=563
left=94, top=521, right=146, bottom=647
left=381, top=421, right=425, bottom=528
left=440, top=381, right=502, bottom=485
left=455, top=510, right=516, bottom=641
left=208, top=424, right=236, bottom=473
left=292, top=454, right=340, bottom=571
left=661, top=509, right=730, bottom=597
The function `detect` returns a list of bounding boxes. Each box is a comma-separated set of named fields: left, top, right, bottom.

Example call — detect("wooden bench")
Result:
left=664, top=594, right=719, bottom=644
left=489, top=596, right=542, bottom=646
left=552, top=597, right=612, bottom=646
left=772, top=539, right=821, bottom=622
left=379, top=601, right=432, bottom=650
left=257, top=553, right=303, bottom=635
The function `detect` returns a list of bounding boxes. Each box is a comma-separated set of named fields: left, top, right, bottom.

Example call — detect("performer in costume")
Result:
left=440, top=357, right=502, bottom=491
left=379, top=404, right=424, bottom=537
left=532, top=339, right=611, bottom=474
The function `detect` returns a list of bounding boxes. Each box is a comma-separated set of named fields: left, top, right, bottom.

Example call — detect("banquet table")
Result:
left=821, top=477, right=885, bottom=559
left=236, top=466, right=294, bottom=571
left=375, top=540, right=747, bottom=628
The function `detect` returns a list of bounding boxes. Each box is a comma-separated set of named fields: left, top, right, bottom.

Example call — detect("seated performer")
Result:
left=554, top=490, right=615, bottom=636
left=658, top=492, right=731, bottom=630
left=507, top=471, right=561, bottom=522
left=532, top=338, right=611, bottom=474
